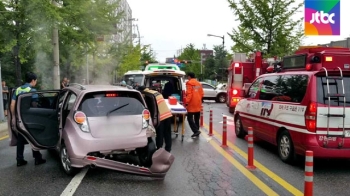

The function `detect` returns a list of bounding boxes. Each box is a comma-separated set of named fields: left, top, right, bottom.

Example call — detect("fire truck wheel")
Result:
left=234, top=115, right=246, bottom=138
left=229, top=107, right=235, bottom=114
left=277, top=130, right=295, bottom=163
left=216, top=93, right=227, bottom=103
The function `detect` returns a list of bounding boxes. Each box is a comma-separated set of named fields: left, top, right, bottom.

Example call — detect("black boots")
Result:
left=17, top=158, right=46, bottom=167
left=17, top=159, right=28, bottom=167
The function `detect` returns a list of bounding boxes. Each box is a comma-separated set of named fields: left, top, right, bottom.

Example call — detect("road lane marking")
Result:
left=203, top=123, right=303, bottom=196
left=0, top=135, right=9, bottom=141
left=218, top=121, right=234, bottom=125
left=201, top=130, right=279, bottom=196
left=60, top=168, right=89, bottom=196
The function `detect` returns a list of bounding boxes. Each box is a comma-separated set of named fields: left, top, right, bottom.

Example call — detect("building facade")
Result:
left=317, top=37, right=350, bottom=48
left=112, top=0, right=133, bottom=44
left=199, top=50, right=214, bottom=65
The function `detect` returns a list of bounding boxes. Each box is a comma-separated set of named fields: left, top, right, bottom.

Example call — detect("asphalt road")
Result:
left=0, top=115, right=264, bottom=196
left=1, top=102, right=349, bottom=196
left=202, top=102, right=350, bottom=196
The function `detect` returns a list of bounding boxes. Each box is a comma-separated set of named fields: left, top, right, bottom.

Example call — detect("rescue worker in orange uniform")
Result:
left=185, top=72, right=204, bottom=138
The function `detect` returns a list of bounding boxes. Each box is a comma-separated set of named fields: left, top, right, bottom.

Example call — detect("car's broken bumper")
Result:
left=70, top=148, right=175, bottom=178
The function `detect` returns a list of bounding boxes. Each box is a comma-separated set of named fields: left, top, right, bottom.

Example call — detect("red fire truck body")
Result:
left=226, top=51, right=270, bottom=113
left=226, top=47, right=350, bottom=113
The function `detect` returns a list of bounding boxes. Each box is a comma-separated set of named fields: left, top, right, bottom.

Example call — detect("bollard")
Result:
left=200, top=107, right=203, bottom=127
left=221, top=116, right=228, bottom=147
left=304, top=151, right=313, bottom=196
left=246, top=127, right=256, bottom=170
left=209, top=110, right=213, bottom=136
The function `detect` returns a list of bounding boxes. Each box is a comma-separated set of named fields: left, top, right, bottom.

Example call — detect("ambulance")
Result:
left=122, top=63, right=187, bottom=105
left=233, top=46, right=350, bottom=163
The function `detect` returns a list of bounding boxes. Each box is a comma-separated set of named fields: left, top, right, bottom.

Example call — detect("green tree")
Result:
left=202, top=45, right=229, bottom=81
left=0, top=0, right=124, bottom=87
left=117, top=44, right=143, bottom=77
left=227, top=0, right=304, bottom=57
left=140, top=45, right=157, bottom=63
left=177, top=44, right=201, bottom=78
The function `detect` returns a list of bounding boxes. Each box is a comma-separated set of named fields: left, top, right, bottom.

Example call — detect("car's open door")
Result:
left=15, top=90, right=61, bottom=150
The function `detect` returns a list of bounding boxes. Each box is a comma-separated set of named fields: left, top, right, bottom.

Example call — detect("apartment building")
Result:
left=110, top=0, right=133, bottom=44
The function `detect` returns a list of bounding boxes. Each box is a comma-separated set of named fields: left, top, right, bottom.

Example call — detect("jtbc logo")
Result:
left=310, top=11, right=335, bottom=24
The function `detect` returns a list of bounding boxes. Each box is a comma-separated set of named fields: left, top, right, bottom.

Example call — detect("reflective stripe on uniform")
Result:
left=16, top=87, right=31, bottom=96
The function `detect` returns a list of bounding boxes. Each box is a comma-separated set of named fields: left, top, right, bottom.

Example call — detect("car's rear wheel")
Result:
left=277, top=130, right=295, bottom=163
left=216, top=93, right=227, bottom=103
left=138, top=138, right=156, bottom=167
left=60, top=143, right=79, bottom=176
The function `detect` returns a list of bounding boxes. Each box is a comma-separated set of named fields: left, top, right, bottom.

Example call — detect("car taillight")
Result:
left=232, top=89, right=238, bottom=96
left=142, top=109, right=150, bottom=129
left=74, top=111, right=90, bottom=132
left=305, top=101, right=317, bottom=133
left=142, top=109, right=150, bottom=120
left=74, top=111, right=86, bottom=124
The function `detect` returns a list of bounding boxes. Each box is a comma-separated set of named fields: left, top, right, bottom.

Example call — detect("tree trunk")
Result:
left=14, top=0, right=21, bottom=86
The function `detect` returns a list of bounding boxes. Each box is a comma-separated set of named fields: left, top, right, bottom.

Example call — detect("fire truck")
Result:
left=226, top=46, right=350, bottom=113
left=226, top=51, right=270, bottom=113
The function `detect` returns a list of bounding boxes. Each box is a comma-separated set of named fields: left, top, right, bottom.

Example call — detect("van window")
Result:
left=317, top=76, right=350, bottom=106
left=247, top=78, right=262, bottom=99
left=122, top=74, right=144, bottom=86
left=259, top=75, right=308, bottom=103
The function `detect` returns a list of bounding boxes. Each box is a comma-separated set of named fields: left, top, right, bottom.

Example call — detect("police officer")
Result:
left=10, top=72, right=46, bottom=166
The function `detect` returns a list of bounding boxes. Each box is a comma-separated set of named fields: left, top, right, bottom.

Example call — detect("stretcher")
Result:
left=164, top=99, right=187, bottom=141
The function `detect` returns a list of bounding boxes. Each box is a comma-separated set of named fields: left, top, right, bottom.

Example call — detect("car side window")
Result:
left=64, top=93, right=77, bottom=111
left=35, top=92, right=59, bottom=109
left=259, top=76, right=279, bottom=101
left=202, top=84, right=214, bottom=90
left=267, top=75, right=308, bottom=103
left=247, top=78, right=262, bottom=99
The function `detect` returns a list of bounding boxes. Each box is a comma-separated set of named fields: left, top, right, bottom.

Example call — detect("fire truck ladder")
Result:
left=321, top=67, right=346, bottom=147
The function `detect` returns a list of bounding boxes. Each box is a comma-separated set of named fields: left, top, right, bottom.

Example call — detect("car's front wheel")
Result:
left=216, top=93, right=227, bottom=103
left=60, top=143, right=79, bottom=176
left=234, top=115, right=246, bottom=138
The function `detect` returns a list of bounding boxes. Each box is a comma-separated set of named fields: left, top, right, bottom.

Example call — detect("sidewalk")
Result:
left=0, top=120, right=8, bottom=138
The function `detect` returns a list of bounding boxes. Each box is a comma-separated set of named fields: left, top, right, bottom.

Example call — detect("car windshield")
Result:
left=79, top=91, right=145, bottom=117
left=122, top=74, right=144, bottom=86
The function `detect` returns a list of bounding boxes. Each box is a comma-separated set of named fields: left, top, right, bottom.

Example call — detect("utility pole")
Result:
left=52, top=0, right=60, bottom=89
left=53, top=26, right=60, bottom=89
left=86, top=49, right=89, bottom=85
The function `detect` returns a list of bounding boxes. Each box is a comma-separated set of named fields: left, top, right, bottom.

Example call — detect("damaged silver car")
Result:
left=8, top=84, right=175, bottom=178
